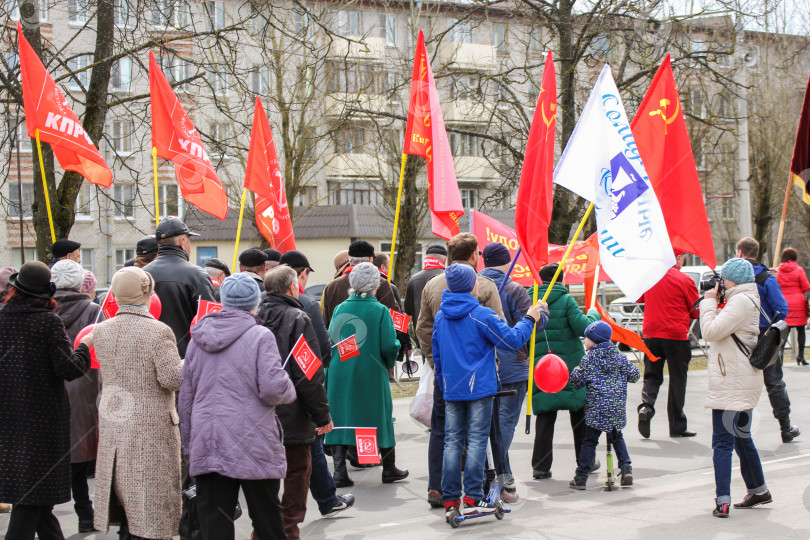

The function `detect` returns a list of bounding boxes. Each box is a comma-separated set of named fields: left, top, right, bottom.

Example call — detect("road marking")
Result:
left=701, top=452, right=810, bottom=474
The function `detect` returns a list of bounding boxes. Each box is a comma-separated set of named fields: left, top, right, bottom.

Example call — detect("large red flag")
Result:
left=631, top=54, right=715, bottom=267
left=515, top=51, right=556, bottom=279
left=790, top=73, right=810, bottom=204
left=149, top=52, right=227, bottom=220
left=403, top=30, right=463, bottom=240
left=18, top=23, right=112, bottom=188
left=245, top=98, right=296, bottom=251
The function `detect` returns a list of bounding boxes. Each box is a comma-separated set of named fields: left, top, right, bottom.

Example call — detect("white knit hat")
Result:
left=51, top=259, right=85, bottom=291
left=349, top=262, right=379, bottom=295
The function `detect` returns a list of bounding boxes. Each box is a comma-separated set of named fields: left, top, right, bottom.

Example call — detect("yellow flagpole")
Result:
left=232, top=187, right=248, bottom=271
left=388, top=153, right=408, bottom=283
left=525, top=202, right=594, bottom=434
left=152, top=147, right=160, bottom=226
left=772, top=172, right=794, bottom=268
left=34, top=129, right=56, bottom=242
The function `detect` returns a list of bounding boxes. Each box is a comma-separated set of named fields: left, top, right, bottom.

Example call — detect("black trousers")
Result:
left=640, top=337, right=691, bottom=434
left=5, top=504, right=64, bottom=540
left=762, top=328, right=792, bottom=420
left=531, top=408, right=586, bottom=473
left=71, top=460, right=94, bottom=522
left=195, top=473, right=285, bottom=540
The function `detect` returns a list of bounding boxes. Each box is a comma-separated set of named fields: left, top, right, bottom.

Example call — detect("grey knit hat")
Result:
left=220, top=273, right=261, bottom=310
left=51, top=259, right=85, bottom=291
left=349, top=262, right=379, bottom=295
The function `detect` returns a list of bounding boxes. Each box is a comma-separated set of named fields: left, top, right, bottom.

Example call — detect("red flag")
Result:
left=245, top=98, right=296, bottom=251
left=631, top=55, right=715, bottom=267
left=389, top=309, right=410, bottom=333
left=403, top=30, right=463, bottom=240
left=101, top=291, right=118, bottom=319
left=515, top=51, right=556, bottom=279
left=190, top=299, right=223, bottom=328
left=335, top=335, right=360, bottom=362
left=790, top=73, right=810, bottom=204
left=149, top=52, right=227, bottom=220
left=17, top=23, right=112, bottom=188
left=291, top=334, right=321, bottom=380
left=355, top=428, right=380, bottom=465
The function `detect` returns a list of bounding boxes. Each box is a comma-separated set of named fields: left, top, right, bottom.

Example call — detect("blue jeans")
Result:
left=576, top=425, right=630, bottom=477
left=442, top=397, right=494, bottom=503
left=712, top=409, right=767, bottom=505
left=497, top=381, right=527, bottom=483
left=428, top=379, right=446, bottom=492
left=310, top=436, right=338, bottom=515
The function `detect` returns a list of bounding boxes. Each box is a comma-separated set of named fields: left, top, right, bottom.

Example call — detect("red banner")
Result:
left=291, top=334, right=321, bottom=380
left=18, top=23, right=112, bottom=188
left=336, top=334, right=360, bottom=362
left=355, top=428, right=380, bottom=465
left=389, top=309, right=411, bottom=333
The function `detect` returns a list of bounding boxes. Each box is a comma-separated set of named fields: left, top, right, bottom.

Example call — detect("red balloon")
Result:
left=74, top=324, right=99, bottom=369
left=534, top=353, right=569, bottom=393
left=148, top=292, right=162, bottom=319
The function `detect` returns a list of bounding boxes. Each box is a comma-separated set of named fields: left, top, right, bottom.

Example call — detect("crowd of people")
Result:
left=0, top=219, right=806, bottom=538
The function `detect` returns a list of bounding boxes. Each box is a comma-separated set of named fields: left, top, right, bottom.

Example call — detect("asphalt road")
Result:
left=3, top=363, right=810, bottom=539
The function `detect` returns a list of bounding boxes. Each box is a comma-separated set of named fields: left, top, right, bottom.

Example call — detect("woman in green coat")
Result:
left=326, top=263, right=409, bottom=486
left=531, top=264, right=601, bottom=479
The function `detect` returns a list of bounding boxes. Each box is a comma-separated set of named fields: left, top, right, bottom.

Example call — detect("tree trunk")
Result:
left=393, top=154, right=420, bottom=294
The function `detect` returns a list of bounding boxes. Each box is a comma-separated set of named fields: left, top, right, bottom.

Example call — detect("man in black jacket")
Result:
left=142, top=217, right=215, bottom=357
left=258, top=266, right=333, bottom=539
left=280, top=250, right=331, bottom=364
left=405, top=244, right=447, bottom=327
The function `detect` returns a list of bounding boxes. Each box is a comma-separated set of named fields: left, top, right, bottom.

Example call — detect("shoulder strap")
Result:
left=755, top=268, right=770, bottom=287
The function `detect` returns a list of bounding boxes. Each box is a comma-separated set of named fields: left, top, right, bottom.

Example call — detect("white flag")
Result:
left=554, top=65, right=675, bottom=301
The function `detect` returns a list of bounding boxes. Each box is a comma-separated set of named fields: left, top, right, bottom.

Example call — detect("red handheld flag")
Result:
left=245, top=98, right=296, bottom=251
left=190, top=299, right=223, bottom=328
left=389, top=309, right=411, bottom=333
left=335, top=334, right=360, bottom=362
left=631, top=55, right=715, bottom=267
left=101, top=291, right=118, bottom=319
left=403, top=30, right=464, bottom=240
left=790, top=74, right=810, bottom=204
left=149, top=52, right=227, bottom=220
left=291, top=334, right=321, bottom=380
left=17, top=23, right=112, bottom=188
left=515, top=51, right=556, bottom=279
left=355, top=428, right=381, bottom=465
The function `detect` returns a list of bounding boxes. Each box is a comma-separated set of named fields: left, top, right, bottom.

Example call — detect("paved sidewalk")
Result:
left=3, top=365, right=810, bottom=539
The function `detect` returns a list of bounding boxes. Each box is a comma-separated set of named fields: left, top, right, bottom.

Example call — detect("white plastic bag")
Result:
left=409, top=362, right=434, bottom=428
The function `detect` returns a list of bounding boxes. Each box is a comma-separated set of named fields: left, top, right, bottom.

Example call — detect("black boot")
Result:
left=637, top=403, right=654, bottom=439
left=797, top=356, right=808, bottom=366
left=381, top=447, right=409, bottom=484
left=779, top=416, right=801, bottom=443
left=332, top=445, right=355, bottom=488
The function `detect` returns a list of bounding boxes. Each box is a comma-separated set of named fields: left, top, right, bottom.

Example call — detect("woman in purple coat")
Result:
left=180, top=274, right=296, bottom=540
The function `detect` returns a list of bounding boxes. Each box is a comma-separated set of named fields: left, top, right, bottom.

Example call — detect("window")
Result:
left=379, top=241, right=423, bottom=275
left=114, top=0, right=131, bottom=27
left=75, top=183, right=93, bottom=218
left=159, top=183, right=181, bottom=218
left=115, top=249, right=135, bottom=270
left=328, top=180, right=378, bottom=205
left=460, top=188, right=478, bottom=210
left=302, top=65, right=315, bottom=98
left=336, top=10, right=361, bottom=36
left=113, top=184, right=136, bottom=218
left=528, top=26, right=542, bottom=55
left=12, top=248, right=37, bottom=267
left=68, top=55, right=91, bottom=91
left=111, top=120, right=134, bottom=156
left=5, top=0, right=48, bottom=22
left=80, top=248, right=95, bottom=274
left=209, top=66, right=228, bottom=96
left=379, top=13, right=396, bottom=47
left=295, top=129, right=315, bottom=159
left=450, top=73, right=482, bottom=100
left=295, top=10, right=313, bottom=39
left=590, top=33, right=608, bottom=59
left=687, top=88, right=707, bottom=119
left=162, top=55, right=193, bottom=91
left=197, top=247, right=217, bottom=267
left=209, top=123, right=229, bottom=157
left=294, top=186, right=318, bottom=207
left=205, top=0, right=224, bottom=30
left=492, top=22, right=507, bottom=53
left=719, top=196, right=735, bottom=220
left=448, top=19, right=473, bottom=44
left=333, top=127, right=365, bottom=154
left=450, top=133, right=482, bottom=157
left=252, top=4, right=269, bottom=34
left=151, top=0, right=190, bottom=28
left=495, top=80, right=510, bottom=108
left=111, top=57, right=132, bottom=93
left=68, top=0, right=88, bottom=24
left=9, top=182, right=34, bottom=217
left=11, top=119, right=32, bottom=152
left=326, top=61, right=381, bottom=94
left=251, top=65, right=271, bottom=95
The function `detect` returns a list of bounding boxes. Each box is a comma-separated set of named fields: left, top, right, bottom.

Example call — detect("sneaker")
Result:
left=444, top=500, right=460, bottom=522
left=500, top=488, right=519, bottom=503
left=533, top=470, right=552, bottom=479
left=713, top=503, right=730, bottom=518
left=638, top=405, right=653, bottom=439
left=569, top=475, right=587, bottom=490
left=463, top=498, right=497, bottom=514
left=427, top=490, right=443, bottom=509
left=322, top=494, right=355, bottom=517
left=590, top=458, right=601, bottom=474
left=620, top=465, right=633, bottom=486
left=733, top=491, right=772, bottom=509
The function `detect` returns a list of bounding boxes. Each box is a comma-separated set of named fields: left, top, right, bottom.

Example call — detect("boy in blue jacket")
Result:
left=569, top=321, right=640, bottom=490
left=432, top=263, right=548, bottom=519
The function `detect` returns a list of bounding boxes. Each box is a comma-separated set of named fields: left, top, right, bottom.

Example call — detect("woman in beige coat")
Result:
left=700, top=258, right=770, bottom=519
left=92, top=267, right=184, bottom=539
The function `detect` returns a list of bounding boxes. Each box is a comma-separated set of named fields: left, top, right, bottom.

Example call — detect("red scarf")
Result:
left=423, top=257, right=446, bottom=270
left=341, top=265, right=356, bottom=276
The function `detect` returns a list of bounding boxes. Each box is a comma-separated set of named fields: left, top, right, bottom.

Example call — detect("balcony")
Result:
left=455, top=156, right=497, bottom=180
left=442, top=99, right=492, bottom=123
left=329, top=36, right=386, bottom=61
left=325, top=153, right=380, bottom=177
left=436, top=42, right=496, bottom=71
left=324, top=93, right=389, bottom=117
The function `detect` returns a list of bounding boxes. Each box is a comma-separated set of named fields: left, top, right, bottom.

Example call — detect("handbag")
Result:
left=731, top=296, right=789, bottom=370
left=409, top=361, right=434, bottom=428
left=179, top=484, right=242, bottom=539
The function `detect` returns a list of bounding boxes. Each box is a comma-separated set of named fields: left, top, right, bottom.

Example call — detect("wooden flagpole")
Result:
left=152, top=147, right=160, bottom=226
left=772, top=172, right=794, bottom=268
left=34, top=129, right=55, bottom=242
left=525, top=202, right=594, bottom=434
left=388, top=153, right=408, bottom=282
left=232, top=187, right=248, bottom=271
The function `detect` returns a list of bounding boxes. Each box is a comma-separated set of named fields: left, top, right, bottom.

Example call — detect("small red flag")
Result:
left=335, top=335, right=360, bottom=362
left=101, top=291, right=118, bottom=319
left=515, top=51, right=556, bottom=279
left=291, top=334, right=321, bottom=380
left=190, top=299, right=223, bottom=328
left=355, top=428, right=380, bottom=465
left=17, top=23, right=112, bottom=188
left=389, top=309, right=410, bottom=333
left=149, top=52, right=227, bottom=220
left=403, top=30, right=463, bottom=240
left=245, top=98, right=296, bottom=251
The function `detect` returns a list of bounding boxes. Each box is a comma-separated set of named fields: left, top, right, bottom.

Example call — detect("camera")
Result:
left=699, top=271, right=724, bottom=298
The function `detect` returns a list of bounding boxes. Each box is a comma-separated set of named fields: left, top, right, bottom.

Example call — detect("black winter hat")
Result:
left=539, top=263, right=564, bottom=284
left=155, top=216, right=199, bottom=240
left=9, top=261, right=56, bottom=299
left=263, top=248, right=282, bottom=262
left=348, top=240, right=375, bottom=258
left=136, top=236, right=159, bottom=256
left=205, top=258, right=231, bottom=276
left=482, top=242, right=511, bottom=267
left=280, top=250, right=314, bottom=272
left=426, top=244, right=448, bottom=256
left=51, top=239, right=81, bottom=259
left=239, top=248, right=268, bottom=267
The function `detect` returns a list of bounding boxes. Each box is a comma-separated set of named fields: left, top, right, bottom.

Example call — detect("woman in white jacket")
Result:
left=700, top=258, right=771, bottom=518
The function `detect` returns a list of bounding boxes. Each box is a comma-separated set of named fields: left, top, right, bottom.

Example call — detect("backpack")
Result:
left=730, top=295, right=788, bottom=370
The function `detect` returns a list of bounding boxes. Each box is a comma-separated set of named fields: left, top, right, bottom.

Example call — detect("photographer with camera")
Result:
left=636, top=249, right=700, bottom=439
left=736, top=237, right=800, bottom=443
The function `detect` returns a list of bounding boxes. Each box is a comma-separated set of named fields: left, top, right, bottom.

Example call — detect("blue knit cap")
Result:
left=584, top=320, right=612, bottom=344
left=445, top=263, right=477, bottom=293
left=720, top=257, right=755, bottom=285
left=220, top=273, right=261, bottom=310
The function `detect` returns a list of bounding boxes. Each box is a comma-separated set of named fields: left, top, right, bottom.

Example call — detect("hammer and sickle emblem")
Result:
left=420, top=57, right=428, bottom=80
left=425, top=145, right=432, bottom=163
left=541, top=101, right=557, bottom=128
left=423, top=113, right=431, bottom=128
left=648, top=98, right=680, bottom=134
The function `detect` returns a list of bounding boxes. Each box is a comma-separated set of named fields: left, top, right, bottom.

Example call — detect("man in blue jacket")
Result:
left=736, top=237, right=800, bottom=442
left=432, top=264, right=548, bottom=520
